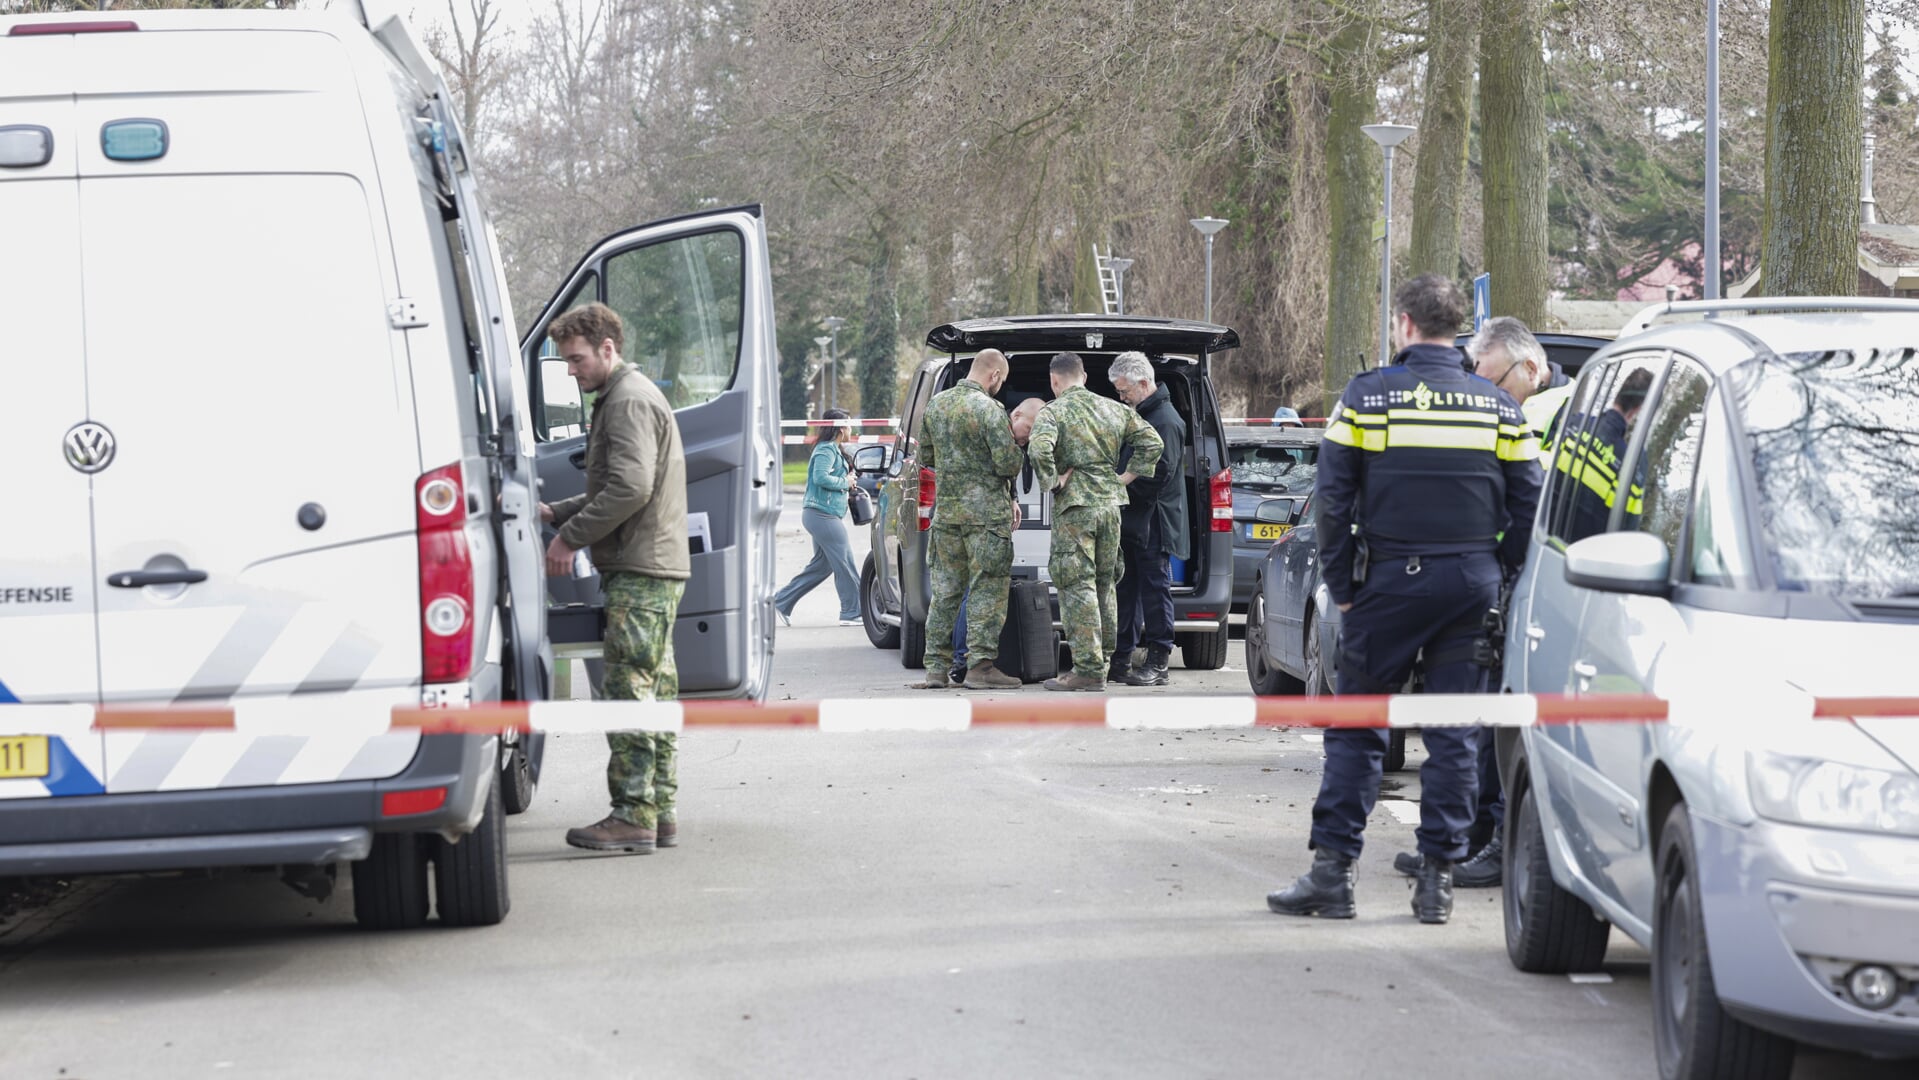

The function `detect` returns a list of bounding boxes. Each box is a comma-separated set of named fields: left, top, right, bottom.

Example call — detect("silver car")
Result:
left=1496, top=299, right=1919, bottom=1077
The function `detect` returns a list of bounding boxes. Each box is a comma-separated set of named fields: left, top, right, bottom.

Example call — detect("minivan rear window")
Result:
left=1731, top=349, right=1919, bottom=599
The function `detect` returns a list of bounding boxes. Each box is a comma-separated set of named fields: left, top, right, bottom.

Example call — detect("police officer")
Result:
left=1027, top=352, right=1162, bottom=691
left=1394, top=316, right=1558, bottom=887
left=1266, top=275, right=1542, bottom=924
left=919, top=349, right=1027, bottom=690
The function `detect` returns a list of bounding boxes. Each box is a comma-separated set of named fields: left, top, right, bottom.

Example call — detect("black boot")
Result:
left=1453, top=835, right=1503, bottom=888
left=1411, top=857, right=1454, bottom=924
left=1122, top=648, right=1170, bottom=687
left=1267, top=850, right=1357, bottom=919
left=1392, top=851, right=1423, bottom=877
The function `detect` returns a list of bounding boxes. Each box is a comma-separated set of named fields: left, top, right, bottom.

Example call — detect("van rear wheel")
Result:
left=434, top=776, right=511, bottom=927
left=1179, top=621, right=1229, bottom=670
left=352, top=832, right=430, bottom=931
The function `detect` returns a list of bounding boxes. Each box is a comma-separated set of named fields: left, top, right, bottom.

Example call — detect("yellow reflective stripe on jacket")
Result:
left=1342, top=407, right=1387, bottom=426
left=1325, top=419, right=1386, bottom=451
left=1384, top=409, right=1497, bottom=424
left=1497, top=433, right=1541, bottom=461
left=1385, top=424, right=1499, bottom=451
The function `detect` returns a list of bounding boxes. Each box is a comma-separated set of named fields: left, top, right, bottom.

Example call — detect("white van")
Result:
left=0, top=4, right=781, bottom=929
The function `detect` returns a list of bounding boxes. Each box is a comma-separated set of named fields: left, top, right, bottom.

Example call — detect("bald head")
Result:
left=1009, top=397, right=1044, bottom=445
left=969, top=349, right=1009, bottom=394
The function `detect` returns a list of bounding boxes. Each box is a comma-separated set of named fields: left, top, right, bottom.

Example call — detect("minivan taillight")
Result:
left=417, top=464, right=475, bottom=683
left=918, top=466, right=936, bottom=531
left=1210, top=468, right=1233, bottom=532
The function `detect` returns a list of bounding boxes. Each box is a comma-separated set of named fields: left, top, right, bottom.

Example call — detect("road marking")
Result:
left=1381, top=800, right=1421, bottom=825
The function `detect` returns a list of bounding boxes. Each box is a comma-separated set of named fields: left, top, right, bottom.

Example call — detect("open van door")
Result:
left=524, top=207, right=780, bottom=701
left=417, top=87, right=551, bottom=705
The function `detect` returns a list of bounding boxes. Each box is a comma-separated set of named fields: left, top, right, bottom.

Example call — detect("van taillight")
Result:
left=417, top=464, right=475, bottom=683
left=918, top=466, right=936, bottom=531
left=9, top=21, right=139, bottom=35
left=1210, top=468, right=1233, bottom=532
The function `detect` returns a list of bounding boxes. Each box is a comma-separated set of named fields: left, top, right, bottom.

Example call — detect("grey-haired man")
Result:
left=1107, top=351, right=1186, bottom=686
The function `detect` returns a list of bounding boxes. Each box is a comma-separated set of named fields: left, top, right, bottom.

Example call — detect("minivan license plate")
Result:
left=1250, top=523, right=1291, bottom=540
left=0, top=735, right=50, bottom=780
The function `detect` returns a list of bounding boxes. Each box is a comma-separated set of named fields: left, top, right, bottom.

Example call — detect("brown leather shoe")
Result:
left=963, top=662, right=1021, bottom=689
left=657, top=821, right=678, bottom=849
left=913, top=667, right=953, bottom=689
left=1044, top=672, right=1106, bottom=692
left=565, top=815, right=656, bottom=853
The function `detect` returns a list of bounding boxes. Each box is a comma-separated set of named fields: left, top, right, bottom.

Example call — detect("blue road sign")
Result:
left=1472, top=273, right=1491, bottom=333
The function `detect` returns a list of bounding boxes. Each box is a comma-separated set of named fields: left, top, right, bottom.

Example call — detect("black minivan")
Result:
left=852, top=316, right=1240, bottom=672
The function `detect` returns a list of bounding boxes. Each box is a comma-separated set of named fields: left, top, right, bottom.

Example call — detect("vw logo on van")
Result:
left=63, top=421, right=117, bottom=474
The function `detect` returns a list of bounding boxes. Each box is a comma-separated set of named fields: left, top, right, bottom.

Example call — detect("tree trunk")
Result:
left=1759, top=0, right=1865, bottom=297
left=927, top=228, right=957, bottom=324
left=1408, top=0, right=1478, bottom=281
left=1322, top=15, right=1380, bottom=413
left=856, top=235, right=900, bottom=418
left=1479, top=0, right=1549, bottom=325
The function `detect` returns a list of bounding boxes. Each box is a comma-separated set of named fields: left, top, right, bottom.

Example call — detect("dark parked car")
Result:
left=1226, top=425, right=1319, bottom=612
left=1243, top=332, right=1611, bottom=768
left=853, top=316, right=1241, bottom=673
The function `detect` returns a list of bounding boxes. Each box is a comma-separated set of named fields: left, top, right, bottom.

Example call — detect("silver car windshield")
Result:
left=1730, top=348, right=1919, bottom=599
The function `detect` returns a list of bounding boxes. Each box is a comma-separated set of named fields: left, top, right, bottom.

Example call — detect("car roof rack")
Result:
left=1621, top=297, right=1919, bottom=337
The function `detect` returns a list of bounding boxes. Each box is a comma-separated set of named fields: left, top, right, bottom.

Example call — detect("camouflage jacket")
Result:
left=1028, top=384, right=1162, bottom=514
left=920, top=378, right=1024, bottom=527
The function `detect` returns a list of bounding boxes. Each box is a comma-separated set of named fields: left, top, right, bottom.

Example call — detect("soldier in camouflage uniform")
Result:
left=919, top=349, right=1026, bottom=690
left=1027, top=352, right=1163, bottom=691
left=540, top=303, right=692, bottom=856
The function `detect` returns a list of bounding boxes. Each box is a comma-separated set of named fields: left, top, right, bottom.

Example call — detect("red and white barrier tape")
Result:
left=780, top=418, right=899, bottom=428
left=782, top=434, right=898, bottom=445
left=2, top=694, right=1908, bottom=736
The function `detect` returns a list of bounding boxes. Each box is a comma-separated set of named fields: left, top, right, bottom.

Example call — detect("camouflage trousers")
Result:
left=1052, top=506, right=1122, bottom=679
left=924, top=522, right=1012, bottom=672
left=600, top=571, right=685, bottom=829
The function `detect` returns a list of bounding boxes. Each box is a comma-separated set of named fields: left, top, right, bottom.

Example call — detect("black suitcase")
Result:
left=994, top=578, right=1059, bottom=683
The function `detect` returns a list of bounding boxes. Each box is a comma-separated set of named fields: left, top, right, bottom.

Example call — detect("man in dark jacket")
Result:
left=1108, top=351, right=1187, bottom=686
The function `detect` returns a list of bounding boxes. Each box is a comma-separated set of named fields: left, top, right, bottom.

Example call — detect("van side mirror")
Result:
left=851, top=445, right=892, bottom=473
left=1564, top=532, right=1672, bottom=597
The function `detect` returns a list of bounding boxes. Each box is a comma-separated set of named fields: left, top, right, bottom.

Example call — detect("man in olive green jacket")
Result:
left=539, top=303, right=691, bottom=856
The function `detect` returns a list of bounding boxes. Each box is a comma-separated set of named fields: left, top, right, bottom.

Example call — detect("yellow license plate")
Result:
left=0, top=735, right=50, bottom=780
left=1250, top=523, right=1292, bottom=540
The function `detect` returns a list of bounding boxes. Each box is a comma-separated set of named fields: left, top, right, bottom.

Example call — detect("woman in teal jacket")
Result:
left=774, top=409, right=862, bottom=625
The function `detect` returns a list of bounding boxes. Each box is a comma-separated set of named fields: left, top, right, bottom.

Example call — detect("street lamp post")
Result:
left=1705, top=0, right=1721, bottom=299
left=1107, top=257, right=1134, bottom=315
left=821, top=316, right=845, bottom=412
left=1361, top=123, right=1416, bottom=369
left=1189, top=217, right=1228, bottom=323
left=811, top=335, right=832, bottom=416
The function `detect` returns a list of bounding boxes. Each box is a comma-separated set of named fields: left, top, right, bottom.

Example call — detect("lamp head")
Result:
left=1362, top=123, right=1416, bottom=149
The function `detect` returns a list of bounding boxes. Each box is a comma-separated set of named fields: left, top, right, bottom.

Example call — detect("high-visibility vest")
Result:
left=1523, top=383, right=1573, bottom=459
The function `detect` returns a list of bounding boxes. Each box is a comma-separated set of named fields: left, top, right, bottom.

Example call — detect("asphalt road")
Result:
left=0, top=506, right=1903, bottom=1078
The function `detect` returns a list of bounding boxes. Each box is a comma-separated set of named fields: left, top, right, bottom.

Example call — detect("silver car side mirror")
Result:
left=1564, top=532, right=1672, bottom=597
left=851, top=445, right=891, bottom=473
